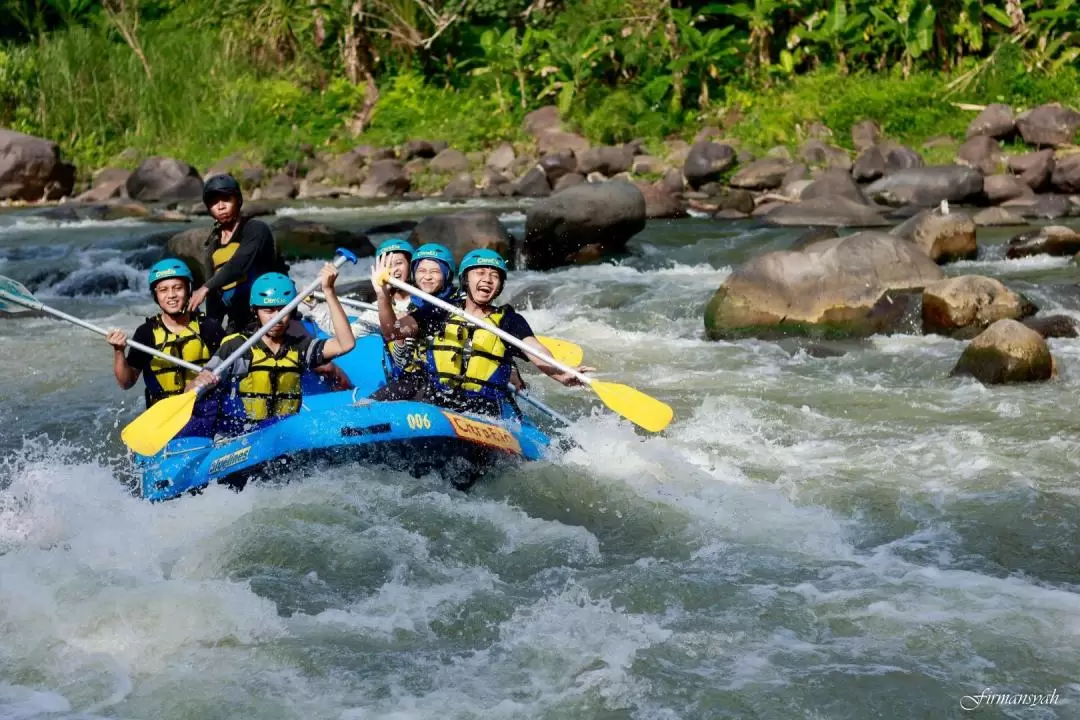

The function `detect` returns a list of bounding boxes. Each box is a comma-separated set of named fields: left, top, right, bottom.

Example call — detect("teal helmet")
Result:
left=458, top=249, right=508, bottom=281
left=375, top=238, right=415, bottom=260
left=411, top=243, right=456, bottom=276
left=148, top=258, right=194, bottom=296
left=250, top=272, right=297, bottom=308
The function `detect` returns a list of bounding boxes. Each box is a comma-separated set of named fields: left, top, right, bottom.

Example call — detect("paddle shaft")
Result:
left=314, top=292, right=377, bottom=312
left=514, top=387, right=573, bottom=426
left=0, top=289, right=204, bottom=374
left=382, top=276, right=590, bottom=386
left=206, top=253, right=354, bottom=388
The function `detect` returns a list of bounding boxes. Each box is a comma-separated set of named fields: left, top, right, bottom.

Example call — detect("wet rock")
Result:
left=356, top=160, right=409, bottom=198
left=576, top=146, right=633, bottom=176
left=910, top=211, right=978, bottom=263
left=269, top=217, right=374, bottom=260
left=983, top=174, right=1032, bottom=204
left=713, top=209, right=750, bottom=220
left=966, top=104, right=1016, bottom=140
left=538, top=152, right=576, bottom=183
left=951, top=319, right=1054, bottom=384
left=0, top=129, right=76, bottom=200
left=94, top=201, right=152, bottom=220
left=865, top=165, right=983, bottom=207
left=1023, top=315, right=1079, bottom=339
left=801, top=168, right=870, bottom=205
left=704, top=231, right=945, bottom=339
left=408, top=210, right=512, bottom=262
left=430, top=149, right=470, bottom=174
left=789, top=227, right=839, bottom=251
left=765, top=195, right=889, bottom=228
left=851, top=120, right=882, bottom=152
left=1050, top=153, right=1080, bottom=194
left=260, top=173, right=298, bottom=201
left=126, top=156, right=202, bottom=203
left=1000, top=193, right=1073, bottom=219
left=683, top=141, right=737, bottom=190
left=634, top=181, right=687, bottom=219
left=973, top=207, right=1027, bottom=227
left=523, top=180, right=646, bottom=270
left=1006, top=225, right=1080, bottom=258
left=515, top=166, right=552, bottom=197
left=165, top=227, right=213, bottom=285
left=956, top=136, right=1006, bottom=175
left=922, top=275, right=1036, bottom=338
left=53, top=267, right=137, bottom=297
left=1016, top=104, right=1080, bottom=147
left=76, top=168, right=130, bottom=202
left=799, top=140, right=851, bottom=170
left=852, top=142, right=925, bottom=183
left=552, top=172, right=585, bottom=193
left=730, top=158, right=792, bottom=191
left=486, top=142, right=516, bottom=173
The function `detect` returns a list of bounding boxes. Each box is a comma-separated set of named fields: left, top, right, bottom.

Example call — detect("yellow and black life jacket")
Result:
left=211, top=235, right=242, bottom=292
left=225, top=333, right=303, bottom=421
left=426, top=305, right=513, bottom=399
left=146, top=315, right=212, bottom=399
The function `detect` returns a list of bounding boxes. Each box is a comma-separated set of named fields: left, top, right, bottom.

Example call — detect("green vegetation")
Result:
left=1, top=0, right=1078, bottom=175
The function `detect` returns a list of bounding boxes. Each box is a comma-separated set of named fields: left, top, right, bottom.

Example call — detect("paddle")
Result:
left=0, top=275, right=204, bottom=374
left=314, top=291, right=585, bottom=366
left=121, top=249, right=359, bottom=456
left=378, top=275, right=674, bottom=433
left=513, top=387, right=573, bottom=427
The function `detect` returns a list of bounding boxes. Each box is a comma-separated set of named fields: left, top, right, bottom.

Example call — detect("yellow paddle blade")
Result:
left=121, top=391, right=197, bottom=456
left=537, top=336, right=583, bottom=366
left=590, top=380, right=674, bottom=433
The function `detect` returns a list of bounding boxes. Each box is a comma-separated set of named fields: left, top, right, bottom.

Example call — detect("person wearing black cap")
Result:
left=188, top=174, right=288, bottom=332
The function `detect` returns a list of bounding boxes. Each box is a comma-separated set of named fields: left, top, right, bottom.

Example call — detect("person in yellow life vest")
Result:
left=191, top=264, right=356, bottom=433
left=104, top=259, right=226, bottom=437
left=372, top=249, right=592, bottom=418
left=187, top=174, right=288, bottom=332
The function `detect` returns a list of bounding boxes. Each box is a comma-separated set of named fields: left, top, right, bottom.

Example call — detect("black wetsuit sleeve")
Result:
left=296, top=335, right=328, bottom=370
left=204, top=219, right=277, bottom=291
left=199, top=318, right=227, bottom=354
left=500, top=310, right=534, bottom=360
left=124, top=322, right=155, bottom=373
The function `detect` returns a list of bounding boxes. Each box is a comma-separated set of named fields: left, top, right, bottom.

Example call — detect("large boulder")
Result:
left=356, top=160, right=409, bottom=198
left=522, top=105, right=561, bottom=136
left=634, top=181, right=687, bottom=219
left=1024, top=315, right=1079, bottom=339
left=260, top=173, right=298, bottom=201
left=515, top=166, right=552, bottom=197
left=429, top=148, right=470, bottom=174
left=801, top=168, right=870, bottom=205
left=703, top=231, right=946, bottom=339
left=165, top=227, right=213, bottom=286
left=909, top=211, right=978, bottom=263
left=441, top=173, right=477, bottom=199
left=764, top=195, right=889, bottom=228
left=983, top=174, right=1032, bottom=204
left=408, top=210, right=513, bottom=262
left=1005, top=225, right=1080, bottom=259
left=126, top=157, right=203, bottom=203
left=576, top=145, right=633, bottom=176
left=1050, top=153, right=1080, bottom=193
left=0, top=129, right=76, bottom=201
left=538, top=152, right=577, bottom=183
left=324, top=148, right=370, bottom=185
left=956, top=136, right=1006, bottom=175
left=922, top=275, right=1036, bottom=338
left=799, top=140, right=851, bottom=170
left=729, top=158, right=792, bottom=190
left=865, top=165, right=983, bottom=207
left=269, top=217, right=375, bottom=260
left=1008, top=149, right=1055, bottom=191
left=523, top=181, right=646, bottom=270
left=851, top=120, right=882, bottom=152
left=76, top=168, right=130, bottom=203
left=1016, top=104, right=1080, bottom=147
left=966, top=104, right=1016, bottom=140
left=852, top=142, right=924, bottom=183
left=973, top=207, right=1027, bottom=227
left=537, top=131, right=590, bottom=156
left=1000, top=193, right=1073, bottom=219
left=683, top=141, right=736, bottom=190
left=401, top=140, right=436, bottom=160
left=951, top=319, right=1054, bottom=384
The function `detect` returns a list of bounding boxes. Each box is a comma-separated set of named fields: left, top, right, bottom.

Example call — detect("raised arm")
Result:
left=316, top=262, right=356, bottom=360
left=371, top=253, right=419, bottom=341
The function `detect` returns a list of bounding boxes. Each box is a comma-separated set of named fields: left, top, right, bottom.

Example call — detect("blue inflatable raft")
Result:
left=135, top=332, right=555, bottom=501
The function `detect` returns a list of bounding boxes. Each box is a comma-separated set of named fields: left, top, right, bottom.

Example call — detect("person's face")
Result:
left=414, top=259, right=444, bottom=294
left=384, top=252, right=410, bottom=282
left=465, top=267, right=502, bottom=305
left=153, top=278, right=189, bottom=315
left=208, top=194, right=240, bottom=224
left=256, top=306, right=289, bottom=339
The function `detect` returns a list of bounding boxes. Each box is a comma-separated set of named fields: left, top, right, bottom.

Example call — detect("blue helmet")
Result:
left=411, top=243, right=456, bottom=276
left=250, top=272, right=297, bottom=308
left=458, top=249, right=508, bottom=280
left=375, top=238, right=415, bottom=260
left=148, top=258, right=194, bottom=295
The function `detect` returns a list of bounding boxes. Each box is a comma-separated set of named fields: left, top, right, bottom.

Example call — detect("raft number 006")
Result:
left=407, top=413, right=431, bottom=430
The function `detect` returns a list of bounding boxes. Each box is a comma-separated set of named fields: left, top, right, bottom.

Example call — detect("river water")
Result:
left=1, top=200, right=1078, bottom=719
